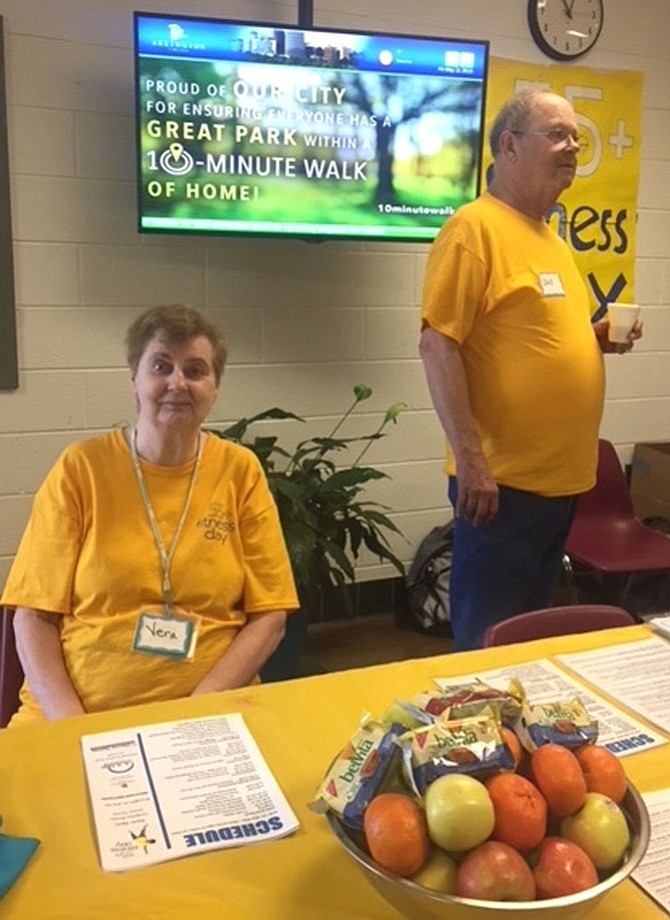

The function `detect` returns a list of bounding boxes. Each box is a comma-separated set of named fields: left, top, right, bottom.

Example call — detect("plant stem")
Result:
left=351, top=418, right=387, bottom=467
left=327, top=395, right=358, bottom=440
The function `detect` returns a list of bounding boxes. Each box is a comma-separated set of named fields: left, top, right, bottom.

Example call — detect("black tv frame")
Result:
left=133, top=11, right=489, bottom=244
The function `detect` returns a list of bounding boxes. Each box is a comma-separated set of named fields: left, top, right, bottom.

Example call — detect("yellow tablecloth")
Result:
left=0, top=624, right=667, bottom=920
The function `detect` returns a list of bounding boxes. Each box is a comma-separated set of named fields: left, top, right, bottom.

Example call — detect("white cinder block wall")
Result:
left=1, top=0, right=669, bottom=591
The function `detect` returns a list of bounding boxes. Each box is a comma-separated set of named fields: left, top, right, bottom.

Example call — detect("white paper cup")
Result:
left=607, top=302, right=640, bottom=344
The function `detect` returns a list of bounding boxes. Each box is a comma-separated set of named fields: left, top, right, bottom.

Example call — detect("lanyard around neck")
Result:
left=130, top=428, right=203, bottom=617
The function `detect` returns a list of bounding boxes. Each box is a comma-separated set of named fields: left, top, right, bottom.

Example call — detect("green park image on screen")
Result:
left=137, top=57, right=485, bottom=238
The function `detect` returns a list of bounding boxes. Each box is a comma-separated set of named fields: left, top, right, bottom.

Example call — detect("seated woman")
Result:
left=1, top=304, right=298, bottom=726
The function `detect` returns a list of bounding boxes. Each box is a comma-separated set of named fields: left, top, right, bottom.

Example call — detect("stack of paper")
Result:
left=647, top=616, right=670, bottom=640
left=81, top=713, right=299, bottom=871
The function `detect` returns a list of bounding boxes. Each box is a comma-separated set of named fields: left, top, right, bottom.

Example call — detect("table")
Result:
left=0, top=623, right=667, bottom=920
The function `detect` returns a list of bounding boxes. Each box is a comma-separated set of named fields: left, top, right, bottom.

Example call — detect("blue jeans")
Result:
left=448, top=477, right=577, bottom=651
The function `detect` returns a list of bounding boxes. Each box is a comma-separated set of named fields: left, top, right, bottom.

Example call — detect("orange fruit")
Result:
left=485, top=772, right=547, bottom=852
left=363, top=792, right=429, bottom=876
left=501, top=727, right=524, bottom=771
left=574, top=744, right=627, bottom=804
left=531, top=744, right=587, bottom=819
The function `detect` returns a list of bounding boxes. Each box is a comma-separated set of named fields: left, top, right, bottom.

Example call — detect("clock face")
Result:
left=528, top=0, right=604, bottom=61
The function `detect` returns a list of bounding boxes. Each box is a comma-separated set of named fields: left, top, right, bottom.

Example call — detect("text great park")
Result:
left=146, top=120, right=302, bottom=144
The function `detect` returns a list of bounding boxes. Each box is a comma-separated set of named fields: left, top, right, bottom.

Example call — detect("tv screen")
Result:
left=133, top=12, right=489, bottom=242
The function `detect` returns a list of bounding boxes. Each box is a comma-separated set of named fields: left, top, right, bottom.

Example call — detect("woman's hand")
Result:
left=190, top=610, right=288, bottom=695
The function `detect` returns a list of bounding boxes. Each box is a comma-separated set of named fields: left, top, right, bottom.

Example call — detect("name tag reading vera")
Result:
left=133, top=612, right=195, bottom=660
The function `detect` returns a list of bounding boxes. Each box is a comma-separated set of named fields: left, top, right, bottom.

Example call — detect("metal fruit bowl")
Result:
left=326, top=783, right=650, bottom=920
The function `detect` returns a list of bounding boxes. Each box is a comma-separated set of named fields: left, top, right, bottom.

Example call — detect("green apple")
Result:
left=424, top=774, right=495, bottom=852
left=560, top=792, right=631, bottom=870
left=410, top=846, right=458, bottom=893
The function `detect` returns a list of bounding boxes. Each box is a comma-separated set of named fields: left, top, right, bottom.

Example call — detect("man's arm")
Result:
left=419, top=325, right=498, bottom=526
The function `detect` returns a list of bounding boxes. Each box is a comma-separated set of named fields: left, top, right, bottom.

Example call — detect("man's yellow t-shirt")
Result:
left=1, top=429, right=299, bottom=723
left=422, top=192, right=605, bottom=496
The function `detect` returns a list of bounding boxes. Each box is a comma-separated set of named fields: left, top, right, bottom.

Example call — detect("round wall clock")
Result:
left=527, top=0, right=604, bottom=61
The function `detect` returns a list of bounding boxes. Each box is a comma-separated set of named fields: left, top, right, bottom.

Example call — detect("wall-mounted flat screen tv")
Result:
left=134, top=12, right=489, bottom=242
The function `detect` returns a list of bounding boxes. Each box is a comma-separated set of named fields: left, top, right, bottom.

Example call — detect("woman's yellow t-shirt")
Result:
left=1, top=429, right=299, bottom=723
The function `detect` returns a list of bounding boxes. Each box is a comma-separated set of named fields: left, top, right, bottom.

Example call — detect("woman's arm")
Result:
left=13, top=607, right=86, bottom=721
left=190, top=610, right=287, bottom=695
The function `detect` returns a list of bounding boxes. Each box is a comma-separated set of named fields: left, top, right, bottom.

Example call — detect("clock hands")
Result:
left=529, top=0, right=602, bottom=59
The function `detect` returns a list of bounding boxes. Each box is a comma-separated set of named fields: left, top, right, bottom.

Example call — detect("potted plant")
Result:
left=208, top=385, right=407, bottom=679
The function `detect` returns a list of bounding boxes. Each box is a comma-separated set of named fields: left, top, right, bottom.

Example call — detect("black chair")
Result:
left=0, top=608, right=24, bottom=727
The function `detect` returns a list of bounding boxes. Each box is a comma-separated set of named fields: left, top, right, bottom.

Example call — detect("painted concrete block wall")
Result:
left=0, top=0, right=669, bottom=588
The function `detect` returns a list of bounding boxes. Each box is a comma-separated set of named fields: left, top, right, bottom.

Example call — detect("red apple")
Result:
left=532, top=836, right=599, bottom=899
left=456, top=840, right=536, bottom=902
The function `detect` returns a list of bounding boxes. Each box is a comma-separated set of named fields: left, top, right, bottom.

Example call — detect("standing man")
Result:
left=420, top=89, right=641, bottom=650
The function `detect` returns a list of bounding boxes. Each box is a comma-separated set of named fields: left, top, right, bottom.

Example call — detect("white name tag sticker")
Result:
left=538, top=272, right=565, bottom=297
left=133, top=612, right=195, bottom=660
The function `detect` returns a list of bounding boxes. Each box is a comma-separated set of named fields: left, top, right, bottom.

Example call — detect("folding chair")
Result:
left=0, top=608, right=24, bottom=727
left=482, top=604, right=636, bottom=647
left=564, top=439, right=670, bottom=607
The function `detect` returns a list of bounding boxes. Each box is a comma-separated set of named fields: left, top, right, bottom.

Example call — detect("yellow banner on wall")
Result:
left=485, top=58, right=643, bottom=318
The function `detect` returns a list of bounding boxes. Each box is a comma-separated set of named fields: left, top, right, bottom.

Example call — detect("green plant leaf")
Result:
left=347, top=520, right=364, bottom=558
left=356, top=507, right=404, bottom=534
left=353, top=384, right=372, bottom=402
left=309, top=437, right=351, bottom=452
left=211, top=407, right=304, bottom=443
left=245, top=407, right=305, bottom=425
left=209, top=419, right=250, bottom=441
left=209, top=385, right=406, bottom=615
left=359, top=529, right=406, bottom=576
left=319, top=468, right=386, bottom=493
left=323, top=540, right=356, bottom=580
left=384, top=402, right=408, bottom=425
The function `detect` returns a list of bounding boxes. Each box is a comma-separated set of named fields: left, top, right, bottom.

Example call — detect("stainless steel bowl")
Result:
left=327, top=783, right=650, bottom=920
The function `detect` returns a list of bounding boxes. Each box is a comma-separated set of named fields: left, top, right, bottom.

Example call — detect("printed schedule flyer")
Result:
left=434, top=658, right=666, bottom=755
left=81, top=713, right=299, bottom=871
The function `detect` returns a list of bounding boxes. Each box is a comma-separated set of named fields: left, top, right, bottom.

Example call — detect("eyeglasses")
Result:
left=511, top=128, right=582, bottom=149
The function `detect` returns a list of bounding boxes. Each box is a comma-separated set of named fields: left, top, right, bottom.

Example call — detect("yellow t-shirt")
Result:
left=1, top=429, right=299, bottom=723
left=422, top=192, right=605, bottom=496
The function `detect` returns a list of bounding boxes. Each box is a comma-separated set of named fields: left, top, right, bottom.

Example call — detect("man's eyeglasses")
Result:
left=511, top=128, right=582, bottom=149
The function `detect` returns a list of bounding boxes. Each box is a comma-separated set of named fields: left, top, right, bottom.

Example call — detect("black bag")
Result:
left=397, top=522, right=454, bottom=636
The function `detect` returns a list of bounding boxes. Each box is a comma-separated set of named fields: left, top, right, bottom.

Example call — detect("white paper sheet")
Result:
left=81, top=712, right=299, bottom=872
left=433, top=658, right=666, bottom=755
left=647, top=615, right=670, bottom=640
left=632, top=788, right=670, bottom=913
left=556, top=636, right=670, bottom=735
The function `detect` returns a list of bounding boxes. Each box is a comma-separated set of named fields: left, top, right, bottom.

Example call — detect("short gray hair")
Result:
left=125, top=304, right=227, bottom=385
left=489, top=89, right=554, bottom=157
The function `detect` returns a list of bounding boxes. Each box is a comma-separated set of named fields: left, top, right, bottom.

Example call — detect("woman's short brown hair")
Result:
left=125, top=304, right=227, bottom=385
